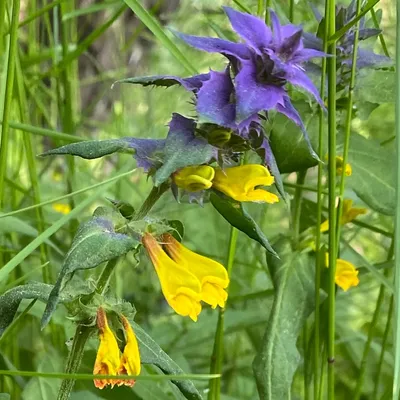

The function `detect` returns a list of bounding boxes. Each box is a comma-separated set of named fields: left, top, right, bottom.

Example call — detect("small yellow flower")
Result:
left=93, top=308, right=122, bottom=389
left=325, top=255, right=360, bottom=291
left=142, top=233, right=202, bottom=321
left=212, top=165, right=279, bottom=203
left=173, top=165, right=215, bottom=192
left=52, top=203, right=71, bottom=214
left=320, top=199, right=367, bottom=232
left=336, top=156, right=352, bottom=177
left=118, top=316, right=141, bottom=387
left=162, top=233, right=229, bottom=309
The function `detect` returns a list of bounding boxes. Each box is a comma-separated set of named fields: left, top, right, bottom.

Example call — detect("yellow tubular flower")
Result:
left=173, top=165, right=215, bottom=192
left=52, top=203, right=71, bottom=214
left=320, top=199, right=367, bottom=232
left=336, top=156, right=352, bottom=177
left=118, top=316, right=141, bottom=387
left=212, top=165, right=279, bottom=203
left=142, top=233, right=203, bottom=321
left=162, top=233, right=229, bottom=309
left=335, top=259, right=360, bottom=291
left=93, top=308, right=122, bottom=389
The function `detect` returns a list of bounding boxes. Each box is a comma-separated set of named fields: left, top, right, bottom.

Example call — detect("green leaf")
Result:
left=154, top=124, right=215, bottom=186
left=115, top=75, right=183, bottom=88
left=41, top=217, right=139, bottom=328
left=253, top=237, right=317, bottom=399
left=354, top=70, right=395, bottom=104
left=338, top=133, right=395, bottom=215
left=0, top=282, right=89, bottom=337
left=0, top=394, right=10, bottom=400
left=167, top=220, right=185, bottom=241
left=269, top=111, right=319, bottom=173
left=132, top=321, right=203, bottom=400
left=39, top=139, right=132, bottom=159
left=210, top=193, right=278, bottom=257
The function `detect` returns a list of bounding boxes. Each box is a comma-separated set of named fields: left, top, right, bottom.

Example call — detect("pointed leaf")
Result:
left=41, top=217, right=139, bottom=328
left=210, top=193, right=278, bottom=257
left=132, top=321, right=203, bottom=400
left=40, top=139, right=133, bottom=159
left=253, top=237, right=318, bottom=399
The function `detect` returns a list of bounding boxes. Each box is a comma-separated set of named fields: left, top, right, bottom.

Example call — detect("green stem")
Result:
left=303, top=320, right=310, bottom=400
left=292, top=170, right=307, bottom=245
left=0, top=0, right=20, bottom=208
left=56, top=185, right=167, bottom=399
left=289, top=0, right=294, bottom=22
left=372, top=295, right=394, bottom=399
left=208, top=227, right=239, bottom=400
left=326, top=0, right=337, bottom=396
left=314, top=0, right=329, bottom=392
left=370, top=8, right=390, bottom=57
left=257, top=0, right=264, bottom=17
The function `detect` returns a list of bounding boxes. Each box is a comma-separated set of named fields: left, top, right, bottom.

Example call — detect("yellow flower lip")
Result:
left=118, top=316, right=141, bottom=387
left=335, top=156, right=352, bottom=177
left=162, top=233, right=230, bottom=309
left=325, top=255, right=360, bottom=291
left=93, top=308, right=123, bottom=390
left=212, top=164, right=279, bottom=203
left=173, top=165, right=215, bottom=192
left=52, top=203, right=71, bottom=214
left=142, top=233, right=203, bottom=321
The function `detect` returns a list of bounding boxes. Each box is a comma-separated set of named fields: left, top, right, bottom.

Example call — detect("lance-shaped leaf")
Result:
left=131, top=321, right=203, bottom=400
left=0, top=282, right=92, bottom=337
left=154, top=113, right=216, bottom=186
left=210, top=193, right=278, bottom=257
left=40, top=138, right=165, bottom=172
left=41, top=217, right=139, bottom=328
left=253, top=237, right=317, bottom=399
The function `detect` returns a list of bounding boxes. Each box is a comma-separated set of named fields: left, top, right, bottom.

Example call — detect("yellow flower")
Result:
left=52, top=203, right=71, bottom=214
left=118, top=316, right=141, bottom=387
left=142, top=233, right=202, bottom=321
left=325, top=255, right=360, bottom=291
left=173, top=165, right=215, bottom=192
left=320, top=199, right=367, bottom=232
left=335, top=259, right=360, bottom=291
left=336, top=156, right=352, bottom=177
left=212, top=165, right=279, bottom=203
left=93, top=308, right=122, bottom=389
left=162, top=233, right=229, bottom=309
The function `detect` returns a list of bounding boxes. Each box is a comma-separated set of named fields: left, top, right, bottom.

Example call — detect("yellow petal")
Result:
left=335, top=259, right=359, bottom=291
left=213, top=165, right=279, bottom=203
left=118, top=316, right=141, bottom=387
left=52, top=203, right=71, bottom=215
left=162, top=233, right=229, bottom=309
left=173, top=165, right=215, bottom=192
left=335, top=156, right=352, bottom=177
left=93, top=308, right=121, bottom=389
left=143, top=233, right=202, bottom=321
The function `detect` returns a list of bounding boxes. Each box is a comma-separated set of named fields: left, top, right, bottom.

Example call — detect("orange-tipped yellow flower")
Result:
left=335, top=259, right=360, bottom=291
left=162, top=233, right=229, bottom=309
left=212, top=165, right=279, bottom=203
left=335, top=156, right=352, bottom=177
left=320, top=199, right=367, bottom=233
left=173, top=165, right=215, bottom=192
left=142, top=233, right=202, bottom=321
left=118, top=316, right=141, bottom=387
left=93, top=308, right=122, bottom=389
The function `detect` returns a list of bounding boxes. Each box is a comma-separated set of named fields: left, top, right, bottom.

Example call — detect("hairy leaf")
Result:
left=132, top=321, right=203, bottom=400
left=40, top=139, right=132, bottom=159
left=253, top=237, right=316, bottom=399
left=338, top=133, right=395, bottom=215
left=210, top=193, right=278, bottom=257
left=41, top=217, right=139, bottom=328
left=354, top=70, right=395, bottom=104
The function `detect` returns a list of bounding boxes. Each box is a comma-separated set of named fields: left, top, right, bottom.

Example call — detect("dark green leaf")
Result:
left=338, top=133, right=395, bottom=215
left=107, top=198, right=136, bottom=220
left=39, top=139, right=132, bottom=159
left=41, top=217, right=139, bottom=328
left=167, top=220, right=184, bottom=241
left=210, top=193, right=278, bottom=257
left=132, top=321, right=203, bottom=400
left=354, top=70, right=395, bottom=104
left=269, top=111, right=319, bottom=174
left=115, top=75, right=183, bottom=88
left=253, top=237, right=317, bottom=399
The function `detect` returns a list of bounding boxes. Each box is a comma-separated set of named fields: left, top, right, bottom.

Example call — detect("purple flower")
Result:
left=175, top=7, right=326, bottom=123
